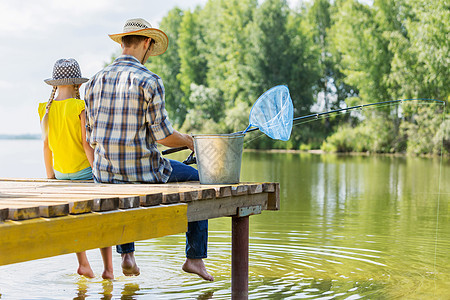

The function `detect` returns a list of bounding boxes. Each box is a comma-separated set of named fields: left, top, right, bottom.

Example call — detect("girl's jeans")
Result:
left=55, top=166, right=93, bottom=180
left=116, top=159, right=208, bottom=259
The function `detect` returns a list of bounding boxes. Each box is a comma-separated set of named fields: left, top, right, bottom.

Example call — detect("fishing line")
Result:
left=434, top=102, right=447, bottom=288
left=243, top=100, right=445, bottom=148
left=291, top=102, right=443, bottom=128
left=243, top=102, right=380, bottom=146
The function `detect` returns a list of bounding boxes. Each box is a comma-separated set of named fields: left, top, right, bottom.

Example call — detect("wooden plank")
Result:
left=92, top=197, right=120, bottom=212
left=237, top=205, right=262, bottom=217
left=0, top=189, right=161, bottom=202
left=1, top=191, right=147, bottom=211
left=231, top=184, right=249, bottom=196
left=187, top=193, right=268, bottom=222
left=119, top=195, right=141, bottom=209
left=68, top=199, right=93, bottom=214
left=0, top=180, right=266, bottom=200
left=0, top=208, right=8, bottom=222
left=262, top=182, right=276, bottom=193
left=216, top=186, right=232, bottom=198
left=0, top=204, right=188, bottom=266
left=179, top=188, right=216, bottom=203
left=9, top=206, right=40, bottom=221
left=139, top=193, right=163, bottom=207
left=267, top=182, right=280, bottom=210
left=246, top=183, right=263, bottom=194
left=179, top=190, right=200, bottom=202
left=0, top=197, right=93, bottom=215
left=0, top=178, right=88, bottom=183
left=0, top=200, right=70, bottom=219
left=200, top=188, right=216, bottom=200
left=0, top=184, right=214, bottom=206
left=162, top=192, right=181, bottom=204
left=39, top=203, right=69, bottom=218
left=0, top=203, right=41, bottom=221
left=0, top=181, right=210, bottom=193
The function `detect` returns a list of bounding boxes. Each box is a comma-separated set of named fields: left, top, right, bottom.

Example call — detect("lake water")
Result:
left=0, top=139, right=449, bottom=299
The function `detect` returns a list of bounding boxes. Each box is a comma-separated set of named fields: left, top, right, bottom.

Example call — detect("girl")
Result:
left=38, top=58, right=113, bottom=280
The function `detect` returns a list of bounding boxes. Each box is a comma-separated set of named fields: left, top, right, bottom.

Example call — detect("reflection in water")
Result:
left=0, top=144, right=448, bottom=299
left=101, top=280, right=113, bottom=300
left=73, top=279, right=141, bottom=300
left=196, top=289, right=215, bottom=299
left=74, top=278, right=89, bottom=300
left=121, top=283, right=141, bottom=299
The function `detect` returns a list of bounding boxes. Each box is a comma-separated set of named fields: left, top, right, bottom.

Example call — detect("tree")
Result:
left=177, top=9, right=208, bottom=109
left=147, top=7, right=186, bottom=126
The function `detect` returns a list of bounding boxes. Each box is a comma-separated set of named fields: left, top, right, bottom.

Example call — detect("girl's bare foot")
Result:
left=100, top=247, right=114, bottom=280
left=76, top=251, right=95, bottom=278
left=182, top=258, right=214, bottom=281
left=121, top=253, right=140, bottom=276
left=77, top=265, right=95, bottom=278
left=102, top=269, right=114, bottom=280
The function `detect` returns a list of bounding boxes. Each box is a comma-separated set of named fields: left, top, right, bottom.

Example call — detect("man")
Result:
left=84, top=18, right=213, bottom=281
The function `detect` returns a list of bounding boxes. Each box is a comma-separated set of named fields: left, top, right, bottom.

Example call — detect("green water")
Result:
left=0, top=142, right=448, bottom=299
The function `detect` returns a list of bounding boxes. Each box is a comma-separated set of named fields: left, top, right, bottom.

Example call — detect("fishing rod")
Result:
left=162, top=98, right=445, bottom=155
left=243, top=98, right=445, bottom=134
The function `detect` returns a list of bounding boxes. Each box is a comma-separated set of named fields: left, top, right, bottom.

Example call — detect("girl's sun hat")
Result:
left=44, top=58, right=89, bottom=86
left=109, top=18, right=169, bottom=56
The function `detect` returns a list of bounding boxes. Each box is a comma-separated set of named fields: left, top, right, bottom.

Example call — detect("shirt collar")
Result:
left=114, top=55, right=142, bottom=65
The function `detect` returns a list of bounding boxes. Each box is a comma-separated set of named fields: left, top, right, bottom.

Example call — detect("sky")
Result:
left=0, top=0, right=371, bottom=136
left=0, top=0, right=208, bottom=135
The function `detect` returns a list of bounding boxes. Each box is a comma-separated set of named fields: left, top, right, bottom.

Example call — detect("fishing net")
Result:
left=243, top=85, right=294, bottom=141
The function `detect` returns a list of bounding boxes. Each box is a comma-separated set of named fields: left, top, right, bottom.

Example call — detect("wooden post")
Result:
left=232, top=215, right=249, bottom=300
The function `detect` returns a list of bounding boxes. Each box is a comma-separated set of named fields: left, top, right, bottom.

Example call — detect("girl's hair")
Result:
left=40, top=85, right=80, bottom=139
left=40, top=86, right=57, bottom=139
left=74, top=85, right=80, bottom=99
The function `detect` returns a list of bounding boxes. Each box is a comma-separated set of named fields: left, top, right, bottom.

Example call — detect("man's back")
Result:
left=84, top=55, right=174, bottom=183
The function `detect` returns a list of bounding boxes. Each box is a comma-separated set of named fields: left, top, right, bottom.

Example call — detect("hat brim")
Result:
left=44, top=77, right=89, bottom=86
left=109, top=28, right=169, bottom=56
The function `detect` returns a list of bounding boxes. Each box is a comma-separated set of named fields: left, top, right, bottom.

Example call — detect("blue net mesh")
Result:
left=244, top=85, right=293, bottom=141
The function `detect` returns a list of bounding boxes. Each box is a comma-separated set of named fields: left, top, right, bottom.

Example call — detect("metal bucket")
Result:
left=193, top=133, right=245, bottom=184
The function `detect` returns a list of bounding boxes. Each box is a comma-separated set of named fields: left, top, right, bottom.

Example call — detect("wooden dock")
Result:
left=0, top=178, right=279, bottom=299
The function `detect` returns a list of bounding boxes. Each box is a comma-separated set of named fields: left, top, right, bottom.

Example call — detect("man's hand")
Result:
left=157, top=130, right=194, bottom=151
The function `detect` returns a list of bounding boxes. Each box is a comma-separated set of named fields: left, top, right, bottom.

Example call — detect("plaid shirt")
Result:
left=84, top=55, right=174, bottom=183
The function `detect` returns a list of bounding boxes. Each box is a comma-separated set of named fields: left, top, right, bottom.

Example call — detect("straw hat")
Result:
left=44, top=58, right=89, bottom=86
left=109, top=18, right=169, bottom=56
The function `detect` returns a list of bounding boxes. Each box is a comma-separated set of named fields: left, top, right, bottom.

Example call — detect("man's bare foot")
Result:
left=102, top=269, right=114, bottom=280
left=121, top=253, right=140, bottom=276
left=182, top=258, right=214, bottom=281
left=77, top=265, right=95, bottom=278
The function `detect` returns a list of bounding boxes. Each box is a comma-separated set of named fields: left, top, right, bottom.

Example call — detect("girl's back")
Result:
left=38, top=98, right=89, bottom=174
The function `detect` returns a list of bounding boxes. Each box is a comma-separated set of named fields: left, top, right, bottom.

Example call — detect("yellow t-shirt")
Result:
left=38, top=98, right=91, bottom=174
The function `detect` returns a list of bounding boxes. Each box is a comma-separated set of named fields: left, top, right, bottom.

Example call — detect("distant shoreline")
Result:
left=1, top=136, right=446, bottom=158
left=244, top=148, right=449, bottom=158
left=0, top=134, right=41, bottom=140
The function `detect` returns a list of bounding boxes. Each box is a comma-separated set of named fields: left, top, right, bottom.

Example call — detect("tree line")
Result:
left=145, top=0, right=449, bottom=155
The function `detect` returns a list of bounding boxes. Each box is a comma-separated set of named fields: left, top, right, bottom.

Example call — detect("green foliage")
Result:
left=177, top=10, right=207, bottom=107
left=400, top=104, right=449, bottom=155
left=180, top=84, right=224, bottom=134
left=200, top=0, right=258, bottom=106
left=146, top=7, right=186, bottom=125
left=321, top=116, right=396, bottom=153
left=137, top=0, right=448, bottom=155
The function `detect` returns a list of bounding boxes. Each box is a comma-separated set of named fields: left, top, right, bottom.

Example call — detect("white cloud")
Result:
left=0, top=0, right=207, bottom=135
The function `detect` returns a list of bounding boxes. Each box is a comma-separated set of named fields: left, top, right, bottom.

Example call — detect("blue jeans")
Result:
left=116, top=159, right=208, bottom=259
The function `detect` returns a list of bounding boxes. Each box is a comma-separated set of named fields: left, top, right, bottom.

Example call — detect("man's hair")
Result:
left=122, top=35, right=150, bottom=47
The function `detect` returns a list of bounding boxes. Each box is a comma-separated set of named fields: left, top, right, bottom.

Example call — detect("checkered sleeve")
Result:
left=83, top=81, right=93, bottom=142
left=145, top=77, right=174, bottom=141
